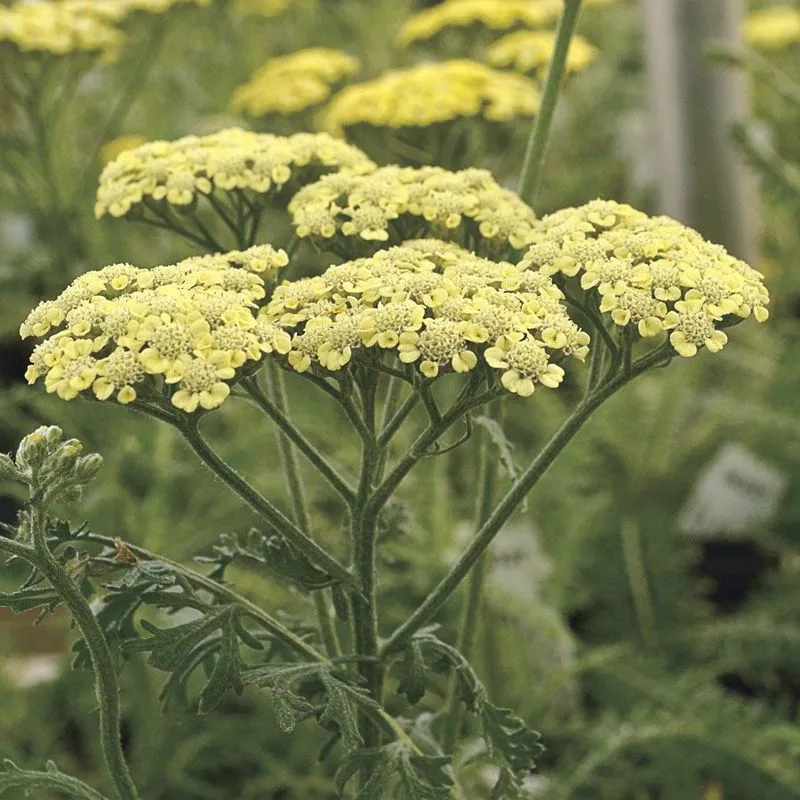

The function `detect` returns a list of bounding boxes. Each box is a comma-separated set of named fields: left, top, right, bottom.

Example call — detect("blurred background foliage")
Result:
left=1, top=0, right=800, bottom=797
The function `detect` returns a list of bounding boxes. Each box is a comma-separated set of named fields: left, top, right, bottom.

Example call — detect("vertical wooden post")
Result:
left=640, top=0, right=758, bottom=262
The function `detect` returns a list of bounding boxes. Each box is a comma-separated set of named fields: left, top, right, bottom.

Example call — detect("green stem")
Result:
left=518, top=0, right=584, bottom=206
left=176, top=419, right=354, bottom=589
left=620, top=516, right=658, bottom=648
left=71, top=21, right=170, bottom=206
left=383, top=347, right=673, bottom=654
left=440, top=434, right=498, bottom=752
left=241, top=377, right=356, bottom=507
left=28, top=507, right=139, bottom=800
left=265, top=363, right=343, bottom=658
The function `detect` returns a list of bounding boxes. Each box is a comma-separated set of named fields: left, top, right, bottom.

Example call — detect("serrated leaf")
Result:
left=480, top=701, right=543, bottom=778
left=397, top=639, right=428, bottom=705
left=319, top=669, right=374, bottom=753
left=104, top=560, right=177, bottom=591
left=207, top=530, right=336, bottom=591
left=0, top=586, right=61, bottom=614
left=242, top=663, right=318, bottom=732
left=336, top=743, right=453, bottom=800
left=198, top=614, right=243, bottom=713
left=0, top=760, right=107, bottom=799
left=127, top=606, right=233, bottom=672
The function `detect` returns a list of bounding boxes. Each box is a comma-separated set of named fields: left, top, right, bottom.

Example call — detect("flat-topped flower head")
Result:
left=95, top=128, right=374, bottom=220
left=396, top=0, right=615, bottom=47
left=21, top=245, right=288, bottom=412
left=487, top=30, right=598, bottom=75
left=396, top=0, right=561, bottom=47
left=231, top=48, right=360, bottom=118
left=0, top=1, right=123, bottom=58
left=261, top=241, right=587, bottom=397
left=289, top=165, right=537, bottom=257
left=743, top=6, right=800, bottom=49
left=320, top=60, right=539, bottom=135
left=518, top=199, right=769, bottom=357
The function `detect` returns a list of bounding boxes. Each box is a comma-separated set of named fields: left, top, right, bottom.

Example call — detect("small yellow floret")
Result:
left=518, top=199, right=769, bottom=358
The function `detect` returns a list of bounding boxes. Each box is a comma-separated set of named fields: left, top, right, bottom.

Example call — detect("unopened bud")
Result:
left=42, top=426, right=64, bottom=449
left=74, top=453, right=104, bottom=483
left=16, top=430, right=49, bottom=471
left=52, top=441, right=83, bottom=474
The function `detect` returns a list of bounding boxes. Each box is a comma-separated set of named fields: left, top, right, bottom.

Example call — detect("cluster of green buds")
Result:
left=0, top=426, right=103, bottom=509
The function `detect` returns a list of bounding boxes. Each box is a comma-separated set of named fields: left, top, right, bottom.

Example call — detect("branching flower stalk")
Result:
left=5, top=3, right=772, bottom=791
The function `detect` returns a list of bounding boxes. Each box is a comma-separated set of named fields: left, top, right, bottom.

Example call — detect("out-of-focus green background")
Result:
left=1, top=1, right=799, bottom=797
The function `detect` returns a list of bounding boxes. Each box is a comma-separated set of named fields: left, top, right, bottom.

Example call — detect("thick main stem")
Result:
left=518, top=0, right=585, bottom=206
left=29, top=508, right=139, bottom=800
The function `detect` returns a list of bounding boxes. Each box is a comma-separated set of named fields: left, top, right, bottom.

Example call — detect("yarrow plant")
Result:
left=0, top=2, right=772, bottom=798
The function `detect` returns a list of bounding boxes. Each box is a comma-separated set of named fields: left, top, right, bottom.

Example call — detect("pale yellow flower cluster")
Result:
left=320, top=60, right=540, bottom=134
left=397, top=0, right=615, bottom=46
left=519, top=200, right=770, bottom=358
left=742, top=6, right=800, bottom=49
left=231, top=0, right=291, bottom=16
left=262, top=241, right=588, bottom=396
left=21, top=246, right=289, bottom=412
left=231, top=48, right=360, bottom=118
left=95, top=128, right=375, bottom=219
left=487, top=30, right=598, bottom=75
left=0, top=0, right=123, bottom=57
left=288, top=165, right=538, bottom=254
left=397, top=0, right=561, bottom=47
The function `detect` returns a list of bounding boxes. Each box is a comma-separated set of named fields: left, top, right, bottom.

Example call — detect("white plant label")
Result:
left=678, top=442, right=787, bottom=538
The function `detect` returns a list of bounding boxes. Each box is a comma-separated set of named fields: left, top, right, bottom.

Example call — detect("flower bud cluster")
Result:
left=21, top=246, right=289, bottom=412
left=262, top=240, right=588, bottom=396
left=320, top=60, right=540, bottom=134
left=95, top=128, right=374, bottom=219
left=4, top=426, right=103, bottom=506
left=289, top=165, right=537, bottom=253
left=519, top=200, right=770, bottom=357
left=487, top=30, right=598, bottom=75
left=231, top=48, right=360, bottom=118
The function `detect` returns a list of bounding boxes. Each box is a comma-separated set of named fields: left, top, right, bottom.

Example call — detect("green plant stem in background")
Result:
left=71, top=21, right=171, bottom=208
left=620, top=516, right=658, bottom=648
left=383, top=346, right=674, bottom=654
left=518, top=0, right=585, bottom=206
left=26, top=509, right=139, bottom=800
left=176, top=418, right=354, bottom=588
left=265, top=362, right=343, bottom=658
left=441, top=433, right=498, bottom=753
left=241, top=377, right=356, bottom=507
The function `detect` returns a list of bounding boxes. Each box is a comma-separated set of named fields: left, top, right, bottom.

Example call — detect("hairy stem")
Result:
left=518, top=0, right=585, bottom=206
left=241, top=376, right=356, bottom=507
left=177, top=419, right=354, bottom=588
left=28, top=508, right=139, bottom=800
